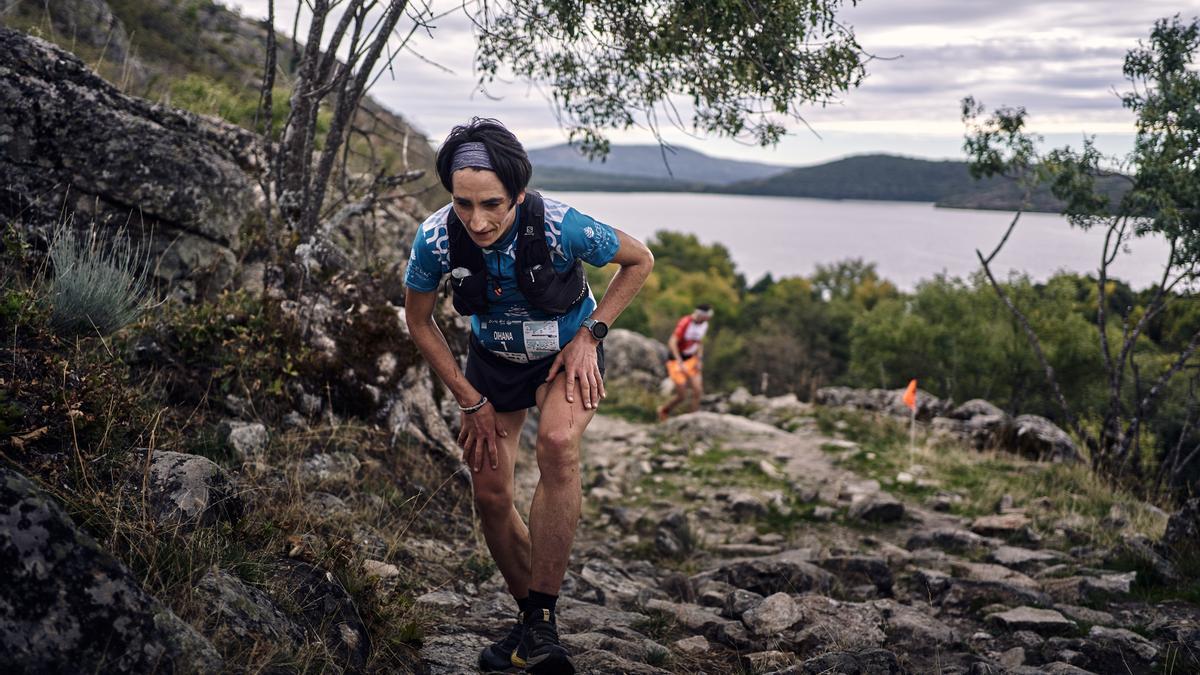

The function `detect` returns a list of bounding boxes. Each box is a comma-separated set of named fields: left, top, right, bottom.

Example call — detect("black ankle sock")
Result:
left=525, top=590, right=558, bottom=621
left=515, top=595, right=531, bottom=617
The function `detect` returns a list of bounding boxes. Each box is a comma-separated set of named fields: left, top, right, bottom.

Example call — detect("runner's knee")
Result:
left=536, top=428, right=579, bottom=480
left=473, top=481, right=514, bottom=516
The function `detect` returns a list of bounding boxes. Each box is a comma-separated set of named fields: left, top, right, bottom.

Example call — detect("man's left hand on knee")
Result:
left=545, top=331, right=605, bottom=410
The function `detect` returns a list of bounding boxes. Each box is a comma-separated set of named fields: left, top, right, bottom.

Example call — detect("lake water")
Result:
left=554, top=191, right=1171, bottom=291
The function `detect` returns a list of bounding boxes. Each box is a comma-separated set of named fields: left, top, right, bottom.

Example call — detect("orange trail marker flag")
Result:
left=903, top=379, right=918, bottom=463
left=903, top=379, right=918, bottom=410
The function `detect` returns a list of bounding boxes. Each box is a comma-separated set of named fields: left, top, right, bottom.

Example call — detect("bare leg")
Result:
left=528, top=373, right=595, bottom=594
left=658, top=383, right=687, bottom=420
left=688, top=373, right=704, bottom=413
left=470, top=409, right=532, bottom=600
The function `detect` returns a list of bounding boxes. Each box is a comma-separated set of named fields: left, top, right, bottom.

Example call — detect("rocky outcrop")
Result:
left=0, top=464, right=222, bottom=672
left=602, top=328, right=668, bottom=389
left=1161, top=497, right=1200, bottom=557
left=1006, top=415, right=1082, bottom=463
left=0, top=0, right=136, bottom=66
left=816, top=385, right=953, bottom=420
left=265, top=559, right=371, bottom=671
left=194, top=569, right=306, bottom=660
left=0, top=27, right=261, bottom=297
left=704, top=387, right=814, bottom=429
left=818, top=386, right=1082, bottom=463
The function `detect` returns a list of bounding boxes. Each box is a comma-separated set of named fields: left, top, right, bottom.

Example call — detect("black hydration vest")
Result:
left=446, top=191, right=588, bottom=317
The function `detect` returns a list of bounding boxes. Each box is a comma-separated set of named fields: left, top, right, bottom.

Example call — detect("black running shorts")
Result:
left=464, top=334, right=606, bottom=413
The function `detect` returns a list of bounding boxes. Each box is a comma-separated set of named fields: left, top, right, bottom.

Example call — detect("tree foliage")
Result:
left=961, top=15, right=1200, bottom=492
left=265, top=0, right=867, bottom=290
left=471, top=0, right=867, bottom=157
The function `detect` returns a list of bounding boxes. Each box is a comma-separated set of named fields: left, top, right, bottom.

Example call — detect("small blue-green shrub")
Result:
left=46, top=225, right=151, bottom=336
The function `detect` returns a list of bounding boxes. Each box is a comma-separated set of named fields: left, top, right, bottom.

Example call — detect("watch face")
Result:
left=592, top=321, right=609, bottom=339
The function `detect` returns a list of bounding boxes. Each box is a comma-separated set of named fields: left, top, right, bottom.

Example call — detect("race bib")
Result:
left=493, top=350, right=530, bottom=364
left=523, top=320, right=560, bottom=360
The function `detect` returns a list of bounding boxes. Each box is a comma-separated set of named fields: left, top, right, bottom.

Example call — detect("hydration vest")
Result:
left=446, top=191, right=588, bottom=317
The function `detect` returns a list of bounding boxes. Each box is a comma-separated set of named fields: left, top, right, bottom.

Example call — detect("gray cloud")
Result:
left=847, top=0, right=1187, bottom=35
left=221, top=0, right=1191, bottom=161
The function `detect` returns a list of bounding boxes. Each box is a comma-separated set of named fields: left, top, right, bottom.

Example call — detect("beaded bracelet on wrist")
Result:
left=460, top=395, right=488, bottom=414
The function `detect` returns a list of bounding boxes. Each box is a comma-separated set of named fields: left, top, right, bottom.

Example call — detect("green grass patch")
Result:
left=687, top=444, right=750, bottom=469
left=1107, top=546, right=1200, bottom=606
left=757, top=501, right=821, bottom=535
left=814, top=407, right=1170, bottom=550
left=599, top=379, right=662, bottom=424
left=183, top=427, right=238, bottom=466
left=631, top=609, right=681, bottom=643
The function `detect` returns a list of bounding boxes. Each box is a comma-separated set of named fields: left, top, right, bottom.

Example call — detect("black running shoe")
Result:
left=522, top=609, right=575, bottom=674
left=478, top=613, right=527, bottom=672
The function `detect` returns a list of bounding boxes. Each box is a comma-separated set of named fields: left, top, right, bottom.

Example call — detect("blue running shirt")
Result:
left=404, top=196, right=620, bottom=363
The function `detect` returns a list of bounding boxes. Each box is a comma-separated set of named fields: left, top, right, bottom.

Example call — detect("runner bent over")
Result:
left=404, top=118, right=653, bottom=674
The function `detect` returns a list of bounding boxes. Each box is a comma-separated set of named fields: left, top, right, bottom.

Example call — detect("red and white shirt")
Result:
left=673, top=315, right=709, bottom=357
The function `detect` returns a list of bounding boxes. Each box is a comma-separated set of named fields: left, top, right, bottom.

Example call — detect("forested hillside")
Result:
left=532, top=149, right=1132, bottom=212
left=529, top=143, right=787, bottom=186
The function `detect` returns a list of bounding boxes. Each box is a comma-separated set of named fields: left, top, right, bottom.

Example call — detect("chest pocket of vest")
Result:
left=450, top=270, right=490, bottom=316
left=520, top=259, right=586, bottom=316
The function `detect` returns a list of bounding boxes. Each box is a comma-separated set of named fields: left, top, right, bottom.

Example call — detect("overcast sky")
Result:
left=224, top=0, right=1193, bottom=166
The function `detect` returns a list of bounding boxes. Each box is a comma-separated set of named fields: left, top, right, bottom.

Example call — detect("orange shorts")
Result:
left=667, top=356, right=701, bottom=386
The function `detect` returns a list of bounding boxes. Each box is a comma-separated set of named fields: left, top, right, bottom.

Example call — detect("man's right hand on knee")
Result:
left=459, top=401, right=506, bottom=471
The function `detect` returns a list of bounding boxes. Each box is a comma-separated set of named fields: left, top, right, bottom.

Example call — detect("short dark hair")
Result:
left=695, top=303, right=713, bottom=312
left=435, top=118, right=532, bottom=203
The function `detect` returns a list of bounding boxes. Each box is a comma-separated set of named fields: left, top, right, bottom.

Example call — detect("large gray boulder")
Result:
left=788, top=595, right=887, bottom=653
left=0, top=27, right=260, bottom=296
left=741, top=592, right=803, bottom=635
left=145, top=450, right=244, bottom=531
left=265, top=559, right=370, bottom=671
left=950, top=399, right=1006, bottom=420
left=194, top=569, right=305, bottom=659
left=1160, top=497, right=1200, bottom=558
left=0, top=464, right=222, bottom=672
left=1006, top=415, right=1081, bottom=463
left=849, top=493, right=906, bottom=523
left=700, top=550, right=835, bottom=596
left=602, top=328, right=668, bottom=387
left=216, top=420, right=269, bottom=460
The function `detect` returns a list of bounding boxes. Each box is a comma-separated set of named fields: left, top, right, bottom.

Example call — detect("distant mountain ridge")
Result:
left=528, top=143, right=789, bottom=186
left=529, top=146, right=1129, bottom=213
left=722, top=154, right=977, bottom=202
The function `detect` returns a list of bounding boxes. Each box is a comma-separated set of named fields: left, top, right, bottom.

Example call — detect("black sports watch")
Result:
left=581, top=317, right=609, bottom=340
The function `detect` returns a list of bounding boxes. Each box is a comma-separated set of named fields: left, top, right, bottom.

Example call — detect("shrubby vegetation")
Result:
left=960, top=15, right=1200, bottom=493
left=594, top=229, right=1200, bottom=497
left=595, top=16, right=1200, bottom=500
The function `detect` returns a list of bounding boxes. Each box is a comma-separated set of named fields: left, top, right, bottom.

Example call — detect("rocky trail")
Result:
left=3, top=10, right=1196, bottom=675
left=414, top=400, right=1199, bottom=674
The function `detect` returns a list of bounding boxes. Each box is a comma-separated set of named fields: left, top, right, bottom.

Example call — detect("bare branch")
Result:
left=1115, top=236, right=1178, bottom=396
left=983, top=207, right=1024, bottom=267
left=1097, top=218, right=1120, bottom=396
left=976, top=248, right=1090, bottom=446
left=257, top=0, right=279, bottom=259
left=304, top=0, right=410, bottom=236
left=1135, top=328, right=1200, bottom=422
